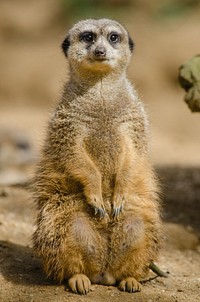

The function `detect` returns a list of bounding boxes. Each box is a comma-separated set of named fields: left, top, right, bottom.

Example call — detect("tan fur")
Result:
left=32, top=19, right=162, bottom=294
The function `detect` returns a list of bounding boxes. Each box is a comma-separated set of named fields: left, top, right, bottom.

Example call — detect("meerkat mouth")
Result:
left=89, top=58, right=109, bottom=62
left=84, top=58, right=112, bottom=72
left=95, top=58, right=108, bottom=61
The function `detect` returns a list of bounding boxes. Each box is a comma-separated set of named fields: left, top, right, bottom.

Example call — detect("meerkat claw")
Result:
left=112, top=193, right=125, bottom=219
left=94, top=206, right=106, bottom=218
left=89, top=195, right=106, bottom=218
left=112, top=208, right=120, bottom=218
left=94, top=207, right=99, bottom=216
left=112, top=207, right=118, bottom=217
left=112, top=203, right=124, bottom=218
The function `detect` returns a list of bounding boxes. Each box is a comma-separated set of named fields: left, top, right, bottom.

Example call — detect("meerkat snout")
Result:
left=94, top=46, right=106, bottom=59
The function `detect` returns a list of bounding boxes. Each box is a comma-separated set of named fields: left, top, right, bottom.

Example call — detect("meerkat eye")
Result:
left=109, top=32, right=120, bottom=44
left=80, top=32, right=95, bottom=43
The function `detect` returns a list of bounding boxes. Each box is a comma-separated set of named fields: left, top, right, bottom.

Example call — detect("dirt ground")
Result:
left=0, top=1, right=200, bottom=301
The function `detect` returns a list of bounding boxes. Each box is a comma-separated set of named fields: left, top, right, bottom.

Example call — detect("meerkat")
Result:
left=32, top=18, right=162, bottom=295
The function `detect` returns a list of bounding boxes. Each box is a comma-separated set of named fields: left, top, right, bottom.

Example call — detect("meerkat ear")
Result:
left=61, top=36, right=70, bottom=57
left=128, top=35, right=134, bottom=52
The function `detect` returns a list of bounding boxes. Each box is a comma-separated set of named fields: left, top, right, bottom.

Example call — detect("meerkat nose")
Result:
left=94, top=46, right=106, bottom=58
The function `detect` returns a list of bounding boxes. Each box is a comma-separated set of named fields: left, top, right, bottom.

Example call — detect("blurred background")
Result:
left=0, top=0, right=200, bottom=182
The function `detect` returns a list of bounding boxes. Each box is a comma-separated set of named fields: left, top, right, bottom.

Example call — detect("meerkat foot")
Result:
left=88, top=194, right=106, bottom=218
left=68, top=274, right=91, bottom=295
left=118, top=277, right=142, bottom=293
left=112, top=193, right=125, bottom=219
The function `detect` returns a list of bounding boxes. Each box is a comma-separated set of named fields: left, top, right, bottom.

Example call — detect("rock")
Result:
left=179, top=55, right=200, bottom=112
left=0, top=128, right=36, bottom=185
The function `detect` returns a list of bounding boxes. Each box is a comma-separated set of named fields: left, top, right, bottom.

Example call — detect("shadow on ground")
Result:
left=0, top=240, right=50, bottom=286
left=157, top=166, right=200, bottom=234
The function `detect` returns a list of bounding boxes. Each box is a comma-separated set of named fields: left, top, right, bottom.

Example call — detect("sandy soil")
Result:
left=0, top=1, right=200, bottom=301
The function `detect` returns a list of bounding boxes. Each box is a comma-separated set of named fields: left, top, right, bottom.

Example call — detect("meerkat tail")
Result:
left=149, top=262, right=169, bottom=278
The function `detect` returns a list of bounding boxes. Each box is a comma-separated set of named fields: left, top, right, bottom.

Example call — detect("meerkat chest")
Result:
left=84, top=118, right=123, bottom=177
left=79, top=101, right=126, bottom=141
left=87, top=116, right=121, bottom=152
left=79, top=103, right=129, bottom=167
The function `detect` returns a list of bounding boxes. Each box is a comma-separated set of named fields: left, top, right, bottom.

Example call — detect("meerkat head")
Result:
left=62, top=19, right=134, bottom=77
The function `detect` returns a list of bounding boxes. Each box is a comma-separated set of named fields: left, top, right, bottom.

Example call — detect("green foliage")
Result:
left=156, top=0, right=199, bottom=20
left=60, top=0, right=130, bottom=22
left=59, top=0, right=200, bottom=25
left=179, top=55, right=200, bottom=112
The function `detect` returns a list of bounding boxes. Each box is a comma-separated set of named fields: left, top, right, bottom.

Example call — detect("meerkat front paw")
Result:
left=112, top=192, right=126, bottom=219
left=88, top=194, right=106, bottom=218
left=118, top=277, right=142, bottom=293
left=68, top=274, right=91, bottom=295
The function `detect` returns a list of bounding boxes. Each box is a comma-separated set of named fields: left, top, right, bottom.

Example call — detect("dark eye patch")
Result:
left=128, top=35, right=134, bottom=52
left=79, top=31, right=96, bottom=43
left=61, top=36, right=70, bottom=57
left=108, top=32, right=121, bottom=44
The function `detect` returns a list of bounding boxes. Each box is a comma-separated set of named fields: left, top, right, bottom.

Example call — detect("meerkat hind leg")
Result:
left=66, top=213, right=107, bottom=294
left=68, top=274, right=91, bottom=295
left=108, top=215, right=146, bottom=293
left=118, top=277, right=142, bottom=293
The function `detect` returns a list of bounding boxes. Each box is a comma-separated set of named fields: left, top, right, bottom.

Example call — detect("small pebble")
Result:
left=90, top=286, right=95, bottom=292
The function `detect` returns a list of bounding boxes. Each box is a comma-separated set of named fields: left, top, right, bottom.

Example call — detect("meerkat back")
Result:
left=33, top=19, right=162, bottom=295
